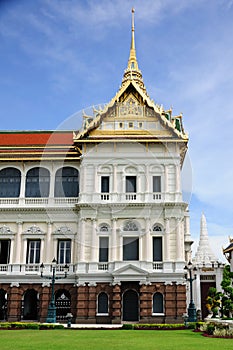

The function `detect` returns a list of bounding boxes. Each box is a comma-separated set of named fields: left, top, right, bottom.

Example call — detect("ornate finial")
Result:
left=128, top=8, right=138, bottom=71
left=121, top=9, right=147, bottom=93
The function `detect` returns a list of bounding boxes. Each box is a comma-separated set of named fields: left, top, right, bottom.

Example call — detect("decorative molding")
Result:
left=23, top=225, right=44, bottom=235
left=10, top=282, right=20, bottom=288
left=42, top=282, right=50, bottom=288
left=0, top=225, right=14, bottom=235
left=53, top=226, right=75, bottom=239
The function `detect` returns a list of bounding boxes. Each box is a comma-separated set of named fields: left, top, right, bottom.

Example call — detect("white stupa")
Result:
left=193, top=213, right=218, bottom=265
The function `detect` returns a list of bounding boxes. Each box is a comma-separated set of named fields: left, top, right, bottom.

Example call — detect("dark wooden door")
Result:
left=123, top=289, right=139, bottom=321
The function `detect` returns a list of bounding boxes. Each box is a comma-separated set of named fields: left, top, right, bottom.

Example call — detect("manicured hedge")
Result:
left=122, top=323, right=196, bottom=330
left=0, top=322, right=64, bottom=330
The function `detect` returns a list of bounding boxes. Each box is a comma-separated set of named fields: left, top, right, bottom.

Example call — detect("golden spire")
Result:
left=122, top=8, right=146, bottom=92
left=127, top=8, right=138, bottom=71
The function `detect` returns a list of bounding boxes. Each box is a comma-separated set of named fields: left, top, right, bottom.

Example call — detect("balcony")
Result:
left=0, top=197, right=78, bottom=208
left=0, top=262, right=185, bottom=277
left=79, top=192, right=182, bottom=204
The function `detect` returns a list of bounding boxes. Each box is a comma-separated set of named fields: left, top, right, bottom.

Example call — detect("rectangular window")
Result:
left=99, top=237, right=109, bottom=262
left=153, top=176, right=161, bottom=192
left=119, top=122, right=123, bottom=128
left=101, top=176, right=110, bottom=193
left=126, top=176, right=137, bottom=193
left=129, top=122, right=133, bottom=128
left=153, top=237, right=162, bottom=261
left=0, top=240, right=11, bottom=264
left=57, top=240, right=71, bottom=264
left=26, top=240, right=41, bottom=264
left=123, top=237, right=139, bottom=261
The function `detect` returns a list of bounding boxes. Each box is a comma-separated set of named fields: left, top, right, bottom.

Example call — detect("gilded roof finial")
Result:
left=128, top=7, right=138, bottom=71
left=121, top=8, right=147, bottom=93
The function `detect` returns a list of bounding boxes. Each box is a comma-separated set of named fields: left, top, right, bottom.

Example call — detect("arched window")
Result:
left=153, top=292, right=164, bottom=314
left=123, top=221, right=139, bottom=231
left=0, top=167, right=21, bottom=197
left=25, top=167, right=50, bottom=197
left=97, top=292, right=108, bottom=314
left=55, top=167, right=79, bottom=197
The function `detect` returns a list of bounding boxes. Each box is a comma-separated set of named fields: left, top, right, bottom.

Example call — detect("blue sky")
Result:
left=1, top=0, right=233, bottom=261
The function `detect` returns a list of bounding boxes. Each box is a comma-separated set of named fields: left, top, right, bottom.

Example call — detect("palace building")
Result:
left=0, top=10, right=194, bottom=324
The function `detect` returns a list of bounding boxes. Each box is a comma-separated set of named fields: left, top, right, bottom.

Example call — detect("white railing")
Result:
left=25, top=198, right=49, bottom=205
left=125, top=193, right=137, bottom=201
left=0, top=264, right=8, bottom=272
left=152, top=262, right=163, bottom=270
left=25, top=264, right=40, bottom=272
left=0, top=197, right=78, bottom=207
left=0, top=193, right=184, bottom=207
left=98, top=263, right=109, bottom=271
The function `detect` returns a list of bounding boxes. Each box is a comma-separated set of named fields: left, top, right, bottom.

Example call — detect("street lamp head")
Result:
left=64, top=263, right=69, bottom=277
left=188, top=261, right=192, bottom=267
left=40, top=262, right=44, bottom=277
left=52, top=258, right=57, bottom=268
left=184, top=265, right=188, bottom=270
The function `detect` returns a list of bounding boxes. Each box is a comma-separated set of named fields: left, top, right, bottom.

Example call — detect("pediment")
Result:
left=74, top=77, right=188, bottom=145
left=112, top=264, right=148, bottom=277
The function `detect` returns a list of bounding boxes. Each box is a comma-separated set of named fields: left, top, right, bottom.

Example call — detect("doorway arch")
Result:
left=0, top=289, right=7, bottom=320
left=22, top=289, right=38, bottom=320
left=122, top=289, right=139, bottom=321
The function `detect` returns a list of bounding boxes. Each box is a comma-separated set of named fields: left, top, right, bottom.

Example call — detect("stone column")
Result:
left=94, top=165, right=98, bottom=193
left=111, top=219, right=117, bottom=262
left=76, top=284, right=88, bottom=323
left=8, top=283, right=21, bottom=322
left=176, top=218, right=183, bottom=261
left=88, top=283, right=97, bottom=322
left=145, top=218, right=151, bottom=262
left=164, top=218, right=170, bottom=261
left=91, top=219, right=97, bottom=262
left=113, top=164, right=117, bottom=193
left=164, top=165, right=169, bottom=193
left=40, top=283, right=50, bottom=322
left=19, top=169, right=26, bottom=199
left=49, top=168, right=55, bottom=198
left=45, top=222, right=52, bottom=263
left=14, top=221, right=23, bottom=263
left=79, top=219, right=86, bottom=262
left=112, top=283, right=121, bottom=324
left=139, top=283, right=152, bottom=322
left=176, top=164, right=181, bottom=193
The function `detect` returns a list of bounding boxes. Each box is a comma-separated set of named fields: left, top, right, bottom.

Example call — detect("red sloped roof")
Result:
left=0, top=131, right=74, bottom=146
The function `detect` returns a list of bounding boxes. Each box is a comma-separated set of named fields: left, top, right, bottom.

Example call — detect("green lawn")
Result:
left=0, top=329, right=232, bottom=350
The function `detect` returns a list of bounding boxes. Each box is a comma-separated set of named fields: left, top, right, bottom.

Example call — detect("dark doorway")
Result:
left=55, top=289, right=71, bottom=322
left=0, top=289, right=7, bottom=320
left=201, top=282, right=216, bottom=319
left=123, top=289, right=139, bottom=321
left=22, top=289, right=38, bottom=320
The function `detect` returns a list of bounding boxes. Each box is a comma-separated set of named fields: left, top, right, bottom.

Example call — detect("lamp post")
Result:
left=40, top=258, right=69, bottom=323
left=184, top=261, right=197, bottom=322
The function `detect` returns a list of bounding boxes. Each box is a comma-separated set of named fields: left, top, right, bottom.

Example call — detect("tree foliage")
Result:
left=206, top=287, right=221, bottom=317
left=220, top=265, right=233, bottom=318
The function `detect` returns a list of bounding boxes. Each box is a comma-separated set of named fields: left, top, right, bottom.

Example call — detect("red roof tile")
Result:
left=0, top=131, right=74, bottom=146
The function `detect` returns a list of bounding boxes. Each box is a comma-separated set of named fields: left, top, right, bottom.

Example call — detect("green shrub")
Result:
left=206, top=323, right=215, bottom=335
left=133, top=324, right=186, bottom=330
left=39, top=324, right=64, bottom=330
left=0, top=322, right=11, bottom=329
left=122, top=324, right=134, bottom=330
left=195, top=321, right=205, bottom=330
left=25, top=323, right=40, bottom=329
